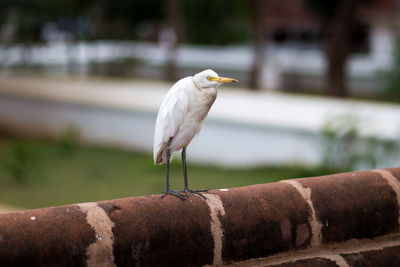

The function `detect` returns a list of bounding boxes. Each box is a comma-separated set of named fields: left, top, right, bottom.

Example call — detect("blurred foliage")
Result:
left=92, top=0, right=164, bottom=40
left=57, top=125, right=80, bottom=155
left=378, top=38, right=400, bottom=102
left=0, top=0, right=163, bottom=41
left=0, top=0, right=250, bottom=44
left=320, top=114, right=399, bottom=171
left=305, top=0, right=374, bottom=22
left=181, top=0, right=251, bottom=45
left=305, top=0, right=338, bottom=20
left=1, top=140, right=43, bottom=184
left=0, top=0, right=90, bottom=42
left=0, top=126, right=80, bottom=184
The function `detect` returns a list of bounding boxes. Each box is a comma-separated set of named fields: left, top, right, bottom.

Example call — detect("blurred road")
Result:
left=0, top=74, right=399, bottom=167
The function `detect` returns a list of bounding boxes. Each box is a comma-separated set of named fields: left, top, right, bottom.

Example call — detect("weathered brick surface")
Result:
left=341, top=245, right=400, bottom=267
left=269, top=257, right=339, bottom=267
left=0, top=168, right=399, bottom=266
left=217, top=183, right=312, bottom=262
left=388, top=168, right=400, bottom=184
left=0, top=206, right=95, bottom=267
left=98, top=195, right=214, bottom=267
left=296, top=170, right=399, bottom=242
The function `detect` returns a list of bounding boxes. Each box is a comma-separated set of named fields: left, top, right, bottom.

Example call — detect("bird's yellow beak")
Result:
left=210, top=77, right=238, bottom=84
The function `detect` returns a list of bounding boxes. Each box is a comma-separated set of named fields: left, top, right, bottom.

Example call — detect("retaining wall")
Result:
left=1, top=168, right=400, bottom=266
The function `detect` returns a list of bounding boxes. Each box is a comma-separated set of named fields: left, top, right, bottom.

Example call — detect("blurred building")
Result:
left=257, top=0, right=400, bottom=95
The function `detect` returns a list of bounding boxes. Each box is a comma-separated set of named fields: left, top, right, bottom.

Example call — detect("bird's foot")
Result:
left=181, top=189, right=210, bottom=200
left=161, top=189, right=186, bottom=200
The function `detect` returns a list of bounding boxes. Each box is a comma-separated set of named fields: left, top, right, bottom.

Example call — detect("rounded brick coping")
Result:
left=0, top=167, right=399, bottom=266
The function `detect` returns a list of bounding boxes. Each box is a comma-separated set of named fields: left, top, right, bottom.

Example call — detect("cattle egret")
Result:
left=154, top=69, right=238, bottom=200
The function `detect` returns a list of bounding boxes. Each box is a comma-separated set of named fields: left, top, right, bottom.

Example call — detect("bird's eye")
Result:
left=207, top=76, right=212, bottom=81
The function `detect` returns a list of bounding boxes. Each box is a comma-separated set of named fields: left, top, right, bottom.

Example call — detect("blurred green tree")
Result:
left=0, top=0, right=252, bottom=45
left=180, top=0, right=250, bottom=45
left=0, top=0, right=88, bottom=42
left=0, top=0, right=165, bottom=42
left=89, top=0, right=164, bottom=40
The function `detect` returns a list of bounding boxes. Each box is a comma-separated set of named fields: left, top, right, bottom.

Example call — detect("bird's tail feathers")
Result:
left=155, top=147, right=174, bottom=165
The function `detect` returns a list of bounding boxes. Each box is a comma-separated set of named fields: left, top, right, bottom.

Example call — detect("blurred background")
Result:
left=1, top=0, right=400, bottom=211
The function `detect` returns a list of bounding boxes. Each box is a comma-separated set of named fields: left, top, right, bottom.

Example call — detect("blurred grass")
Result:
left=0, top=137, right=328, bottom=210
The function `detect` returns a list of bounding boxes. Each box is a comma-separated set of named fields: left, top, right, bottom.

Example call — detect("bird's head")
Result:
left=193, top=69, right=238, bottom=89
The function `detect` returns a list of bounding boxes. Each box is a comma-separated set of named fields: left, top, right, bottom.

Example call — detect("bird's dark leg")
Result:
left=161, top=139, right=186, bottom=200
left=182, top=147, right=189, bottom=190
left=181, top=147, right=209, bottom=200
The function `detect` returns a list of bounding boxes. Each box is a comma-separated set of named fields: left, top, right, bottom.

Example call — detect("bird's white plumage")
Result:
left=153, top=69, right=221, bottom=165
left=153, top=77, right=190, bottom=164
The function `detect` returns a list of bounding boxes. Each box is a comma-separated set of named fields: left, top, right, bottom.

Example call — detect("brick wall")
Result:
left=1, top=168, right=400, bottom=266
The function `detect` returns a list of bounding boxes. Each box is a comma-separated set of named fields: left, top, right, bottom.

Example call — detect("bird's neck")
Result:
left=191, top=77, right=202, bottom=91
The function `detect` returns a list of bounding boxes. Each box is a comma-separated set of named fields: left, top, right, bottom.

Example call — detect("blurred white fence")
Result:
left=0, top=40, right=392, bottom=92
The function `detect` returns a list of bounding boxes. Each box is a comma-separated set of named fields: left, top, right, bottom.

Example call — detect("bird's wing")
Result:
left=153, top=77, right=190, bottom=164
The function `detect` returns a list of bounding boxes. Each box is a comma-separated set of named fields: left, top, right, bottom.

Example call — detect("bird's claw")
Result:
left=161, top=189, right=186, bottom=200
left=180, top=189, right=210, bottom=200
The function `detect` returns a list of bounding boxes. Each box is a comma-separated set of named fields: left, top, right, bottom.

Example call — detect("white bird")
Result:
left=153, top=69, right=238, bottom=200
